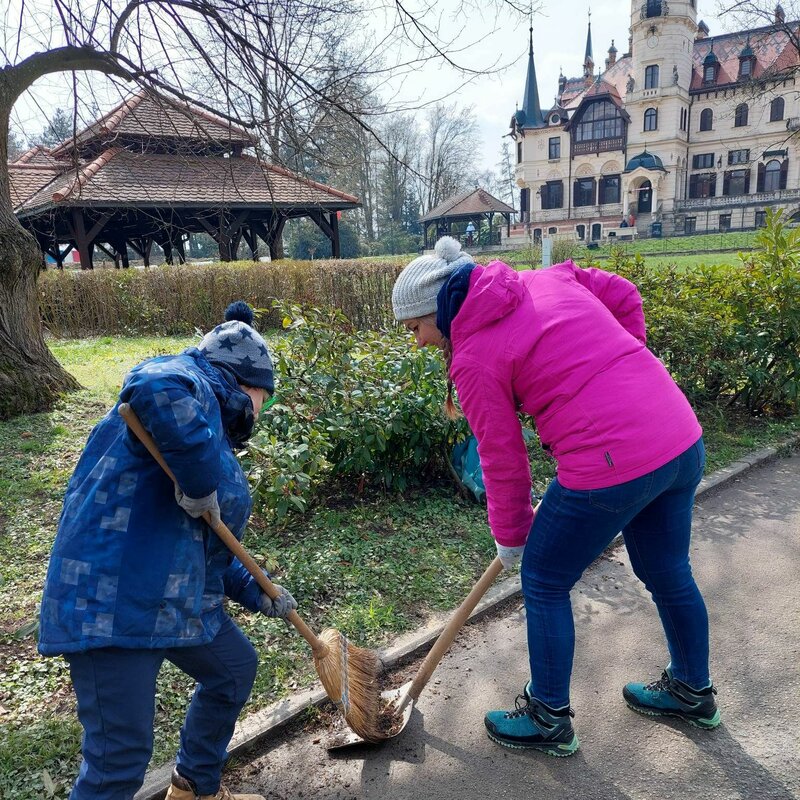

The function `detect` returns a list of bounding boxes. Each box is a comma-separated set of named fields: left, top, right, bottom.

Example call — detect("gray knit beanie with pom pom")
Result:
left=198, top=301, right=274, bottom=393
left=392, top=237, right=475, bottom=321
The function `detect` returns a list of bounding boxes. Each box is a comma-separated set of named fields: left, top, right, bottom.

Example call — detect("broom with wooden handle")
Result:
left=118, top=403, right=381, bottom=741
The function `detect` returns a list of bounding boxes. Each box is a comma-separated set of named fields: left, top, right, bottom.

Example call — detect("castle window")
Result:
left=549, top=137, right=561, bottom=159
left=576, top=224, right=586, bottom=240
left=644, top=107, right=658, bottom=131
left=719, top=213, right=732, bottom=232
left=645, top=1, right=662, bottom=18
left=770, top=97, right=785, bottom=122
left=723, top=168, right=750, bottom=196
left=599, top=174, right=621, bottom=204
left=692, top=153, right=715, bottom=169
left=755, top=211, right=767, bottom=228
left=517, top=141, right=522, bottom=163
left=644, top=65, right=659, bottom=89
left=699, top=108, right=713, bottom=131
left=734, top=103, right=749, bottom=127
left=739, top=59, right=752, bottom=79
left=573, top=177, right=597, bottom=207
left=762, top=159, right=784, bottom=192
left=689, top=172, right=716, bottom=198
left=728, top=149, right=750, bottom=165
left=684, top=216, right=697, bottom=234
left=574, top=100, right=625, bottom=143
left=703, top=63, right=716, bottom=83
left=541, top=181, right=564, bottom=209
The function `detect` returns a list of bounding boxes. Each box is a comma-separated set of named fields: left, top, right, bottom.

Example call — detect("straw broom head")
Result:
left=315, top=627, right=382, bottom=742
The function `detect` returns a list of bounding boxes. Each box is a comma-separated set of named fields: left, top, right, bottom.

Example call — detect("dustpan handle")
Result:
left=118, top=403, right=327, bottom=656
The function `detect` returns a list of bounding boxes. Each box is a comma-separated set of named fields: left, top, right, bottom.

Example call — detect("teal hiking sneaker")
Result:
left=623, top=666, right=721, bottom=729
left=484, top=690, right=579, bottom=756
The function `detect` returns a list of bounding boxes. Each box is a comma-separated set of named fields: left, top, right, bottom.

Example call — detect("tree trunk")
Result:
left=0, top=221, right=81, bottom=418
left=0, top=89, right=80, bottom=417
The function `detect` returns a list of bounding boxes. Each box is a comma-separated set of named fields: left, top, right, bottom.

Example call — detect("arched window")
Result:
left=734, top=103, right=749, bottom=127
left=699, top=108, right=713, bottom=131
left=644, top=65, right=659, bottom=89
left=574, top=101, right=625, bottom=143
left=770, top=97, right=785, bottom=122
left=764, top=159, right=782, bottom=191
left=644, top=107, right=658, bottom=131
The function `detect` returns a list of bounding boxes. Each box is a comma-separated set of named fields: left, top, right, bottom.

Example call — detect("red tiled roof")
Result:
left=690, top=24, right=800, bottom=90
left=17, top=149, right=359, bottom=213
left=11, top=145, right=61, bottom=166
left=420, top=187, right=515, bottom=221
left=48, top=90, right=256, bottom=156
left=8, top=164, right=63, bottom=209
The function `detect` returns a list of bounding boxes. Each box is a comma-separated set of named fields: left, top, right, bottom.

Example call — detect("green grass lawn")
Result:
left=0, top=335, right=797, bottom=798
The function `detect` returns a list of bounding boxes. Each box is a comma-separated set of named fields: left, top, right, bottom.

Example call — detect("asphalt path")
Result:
left=228, top=453, right=800, bottom=800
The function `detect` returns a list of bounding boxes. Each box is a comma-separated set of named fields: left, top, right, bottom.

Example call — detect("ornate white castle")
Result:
left=508, top=2, right=800, bottom=241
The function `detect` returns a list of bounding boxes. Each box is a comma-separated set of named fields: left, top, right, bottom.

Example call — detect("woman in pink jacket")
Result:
left=392, top=237, right=720, bottom=757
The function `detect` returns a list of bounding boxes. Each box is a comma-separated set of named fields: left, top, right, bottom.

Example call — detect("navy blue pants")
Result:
left=522, top=438, right=709, bottom=708
left=65, top=615, right=258, bottom=799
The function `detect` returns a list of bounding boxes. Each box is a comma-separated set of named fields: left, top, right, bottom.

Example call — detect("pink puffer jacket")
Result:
left=450, top=260, right=702, bottom=547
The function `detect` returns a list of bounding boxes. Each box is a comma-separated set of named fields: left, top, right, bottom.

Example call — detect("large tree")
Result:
left=1, top=0, right=521, bottom=418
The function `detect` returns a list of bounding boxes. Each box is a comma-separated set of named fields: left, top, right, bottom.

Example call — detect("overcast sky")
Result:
left=10, top=0, right=728, bottom=172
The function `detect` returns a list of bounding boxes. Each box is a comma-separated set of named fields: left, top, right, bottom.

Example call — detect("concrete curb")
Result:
left=135, top=433, right=799, bottom=800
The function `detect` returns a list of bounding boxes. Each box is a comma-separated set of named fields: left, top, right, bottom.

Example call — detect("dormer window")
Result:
left=739, top=58, right=752, bottom=79
left=703, top=49, right=719, bottom=84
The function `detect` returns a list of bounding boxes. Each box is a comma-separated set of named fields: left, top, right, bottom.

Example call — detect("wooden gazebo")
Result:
left=9, top=91, right=360, bottom=268
left=419, top=187, right=515, bottom=250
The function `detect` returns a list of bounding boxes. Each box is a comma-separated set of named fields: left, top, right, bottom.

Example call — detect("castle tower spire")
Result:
left=583, top=9, right=594, bottom=78
left=521, top=26, right=543, bottom=127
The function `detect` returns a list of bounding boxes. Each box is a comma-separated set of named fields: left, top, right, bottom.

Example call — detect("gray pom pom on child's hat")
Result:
left=198, top=301, right=274, bottom=393
left=392, top=236, right=475, bottom=321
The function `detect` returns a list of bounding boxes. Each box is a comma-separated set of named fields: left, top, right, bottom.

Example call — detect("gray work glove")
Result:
left=496, top=542, right=526, bottom=570
left=258, top=585, right=298, bottom=619
left=175, top=487, right=221, bottom=527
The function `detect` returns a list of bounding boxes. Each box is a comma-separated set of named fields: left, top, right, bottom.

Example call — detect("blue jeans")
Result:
left=522, top=437, right=709, bottom=708
left=65, top=615, right=258, bottom=800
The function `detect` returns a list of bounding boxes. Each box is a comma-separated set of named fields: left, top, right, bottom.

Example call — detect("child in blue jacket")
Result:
left=39, top=302, right=292, bottom=800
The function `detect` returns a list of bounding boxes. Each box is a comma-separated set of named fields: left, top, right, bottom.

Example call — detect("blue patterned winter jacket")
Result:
left=38, top=349, right=265, bottom=656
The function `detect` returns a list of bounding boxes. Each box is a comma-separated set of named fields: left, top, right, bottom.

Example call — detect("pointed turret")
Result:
left=519, top=26, right=544, bottom=128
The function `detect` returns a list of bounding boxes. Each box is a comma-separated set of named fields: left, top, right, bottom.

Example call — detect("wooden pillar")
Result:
left=230, top=229, right=243, bottom=261
left=71, top=209, right=94, bottom=270
left=488, top=212, right=494, bottom=246
left=241, top=226, right=259, bottom=261
left=173, top=233, right=186, bottom=264
left=329, top=212, right=341, bottom=258
left=129, top=237, right=153, bottom=268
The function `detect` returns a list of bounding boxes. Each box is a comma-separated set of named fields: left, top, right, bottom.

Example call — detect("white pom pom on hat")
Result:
left=434, top=235, right=463, bottom=263
left=392, top=237, right=474, bottom=321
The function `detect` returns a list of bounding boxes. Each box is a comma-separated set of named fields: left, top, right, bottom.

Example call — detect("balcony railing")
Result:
left=640, top=0, right=668, bottom=18
left=675, top=188, right=800, bottom=211
left=572, top=137, right=625, bottom=156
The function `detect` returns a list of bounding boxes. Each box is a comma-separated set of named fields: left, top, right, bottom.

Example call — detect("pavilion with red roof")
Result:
left=9, top=91, right=359, bottom=267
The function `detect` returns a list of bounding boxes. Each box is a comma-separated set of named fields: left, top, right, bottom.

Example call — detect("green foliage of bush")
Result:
left=247, top=303, right=469, bottom=517
left=604, top=209, right=799, bottom=415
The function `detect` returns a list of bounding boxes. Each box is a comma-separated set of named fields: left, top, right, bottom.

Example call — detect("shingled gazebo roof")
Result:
left=420, top=187, right=515, bottom=222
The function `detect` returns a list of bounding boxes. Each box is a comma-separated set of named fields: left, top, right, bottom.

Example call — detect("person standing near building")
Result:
left=391, top=237, right=719, bottom=757
left=38, top=302, right=296, bottom=800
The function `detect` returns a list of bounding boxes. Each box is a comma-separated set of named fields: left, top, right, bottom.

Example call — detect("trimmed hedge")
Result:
left=40, top=259, right=404, bottom=337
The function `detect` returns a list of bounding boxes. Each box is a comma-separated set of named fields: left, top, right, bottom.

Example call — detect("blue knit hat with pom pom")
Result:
left=198, top=301, right=274, bottom=393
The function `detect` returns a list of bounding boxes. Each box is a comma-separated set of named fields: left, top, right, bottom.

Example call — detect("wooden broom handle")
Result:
left=401, top=556, right=504, bottom=708
left=118, top=403, right=327, bottom=656
left=400, top=500, right=541, bottom=711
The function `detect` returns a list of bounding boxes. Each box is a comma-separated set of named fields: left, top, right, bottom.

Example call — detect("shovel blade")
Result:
left=325, top=681, right=414, bottom=751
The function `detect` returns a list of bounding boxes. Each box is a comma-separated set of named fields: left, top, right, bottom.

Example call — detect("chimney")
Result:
left=696, top=20, right=710, bottom=39
left=775, top=3, right=786, bottom=24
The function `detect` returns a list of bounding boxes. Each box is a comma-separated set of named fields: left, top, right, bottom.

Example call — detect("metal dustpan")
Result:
left=327, top=557, right=504, bottom=750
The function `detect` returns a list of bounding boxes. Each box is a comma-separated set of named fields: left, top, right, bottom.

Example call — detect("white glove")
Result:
left=175, top=487, right=221, bottom=527
left=258, top=585, right=298, bottom=619
left=496, top=542, right=526, bottom=570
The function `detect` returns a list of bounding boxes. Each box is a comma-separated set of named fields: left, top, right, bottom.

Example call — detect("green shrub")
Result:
left=247, top=303, right=470, bottom=517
